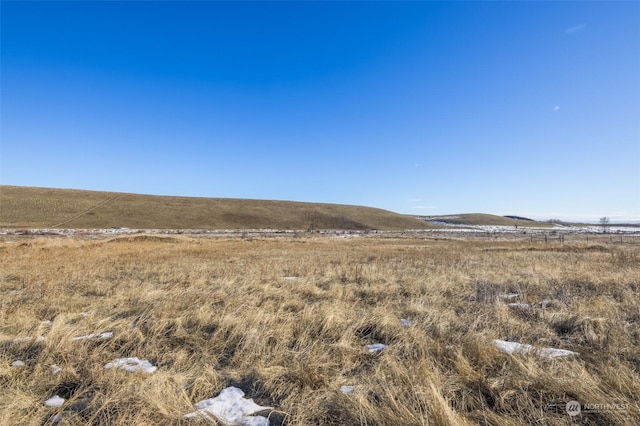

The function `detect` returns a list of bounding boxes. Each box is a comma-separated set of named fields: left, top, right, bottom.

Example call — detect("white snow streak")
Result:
left=184, top=386, right=272, bottom=425
left=367, top=343, right=387, bottom=353
left=493, top=339, right=578, bottom=358
left=72, top=331, right=113, bottom=341
left=104, top=357, right=157, bottom=373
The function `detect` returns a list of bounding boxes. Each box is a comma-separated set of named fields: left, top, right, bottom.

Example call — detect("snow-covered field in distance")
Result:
left=1, top=223, right=639, bottom=238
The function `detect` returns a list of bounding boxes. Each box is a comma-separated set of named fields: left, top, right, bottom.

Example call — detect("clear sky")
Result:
left=2, top=1, right=639, bottom=222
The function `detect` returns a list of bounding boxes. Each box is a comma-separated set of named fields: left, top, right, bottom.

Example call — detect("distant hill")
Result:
left=415, top=213, right=552, bottom=228
left=503, top=215, right=534, bottom=222
left=0, top=185, right=435, bottom=231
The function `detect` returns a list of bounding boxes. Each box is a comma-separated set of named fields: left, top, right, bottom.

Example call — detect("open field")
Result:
left=0, top=186, right=433, bottom=231
left=1, top=234, right=639, bottom=425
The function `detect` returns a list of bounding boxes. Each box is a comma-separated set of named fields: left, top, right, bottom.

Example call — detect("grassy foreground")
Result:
left=1, top=235, right=639, bottom=425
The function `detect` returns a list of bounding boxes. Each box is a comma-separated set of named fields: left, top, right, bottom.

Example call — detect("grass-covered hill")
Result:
left=416, top=213, right=552, bottom=228
left=0, top=185, right=434, bottom=230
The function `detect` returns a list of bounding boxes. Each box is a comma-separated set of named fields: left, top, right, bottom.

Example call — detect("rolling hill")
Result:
left=0, top=185, right=435, bottom=230
left=415, top=213, right=552, bottom=228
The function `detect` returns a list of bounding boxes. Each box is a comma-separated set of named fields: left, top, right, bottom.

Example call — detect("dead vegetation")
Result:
left=1, top=235, right=639, bottom=425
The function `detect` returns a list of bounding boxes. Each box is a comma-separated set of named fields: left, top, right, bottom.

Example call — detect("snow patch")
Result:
left=537, top=347, right=580, bottom=358
left=493, top=339, right=578, bottom=358
left=104, top=357, right=157, bottom=373
left=184, top=386, right=272, bottom=425
left=400, top=319, right=414, bottom=327
left=340, top=385, right=355, bottom=394
left=50, top=364, right=62, bottom=375
left=367, top=343, right=387, bottom=353
left=44, top=395, right=65, bottom=408
left=72, top=331, right=113, bottom=341
left=11, top=360, right=25, bottom=367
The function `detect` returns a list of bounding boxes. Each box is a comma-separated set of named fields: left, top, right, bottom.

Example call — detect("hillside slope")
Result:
left=416, top=213, right=552, bottom=228
left=0, top=186, right=434, bottom=230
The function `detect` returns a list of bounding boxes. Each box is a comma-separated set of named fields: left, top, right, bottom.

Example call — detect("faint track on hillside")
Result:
left=49, top=194, right=121, bottom=228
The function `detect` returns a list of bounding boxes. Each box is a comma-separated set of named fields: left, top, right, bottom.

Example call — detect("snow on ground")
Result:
left=340, top=385, right=355, bottom=394
left=493, top=339, right=579, bottom=358
left=104, top=357, right=157, bottom=373
left=1, top=224, right=638, bottom=239
left=3, top=311, right=583, bottom=422
left=0, top=228, right=303, bottom=238
left=421, top=222, right=640, bottom=234
left=71, top=331, right=113, bottom=341
left=366, top=343, right=387, bottom=353
left=537, top=346, right=580, bottom=358
left=44, top=395, right=65, bottom=408
left=552, top=224, right=640, bottom=234
left=184, top=386, right=273, bottom=425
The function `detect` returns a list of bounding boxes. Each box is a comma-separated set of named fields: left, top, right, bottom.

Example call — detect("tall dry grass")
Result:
left=1, top=235, right=639, bottom=425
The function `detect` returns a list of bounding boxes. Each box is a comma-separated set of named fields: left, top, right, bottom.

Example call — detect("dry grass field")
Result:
left=1, top=234, right=639, bottom=425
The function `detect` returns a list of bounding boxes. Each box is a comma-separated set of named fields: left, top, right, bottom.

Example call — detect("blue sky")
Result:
left=2, top=1, right=639, bottom=222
